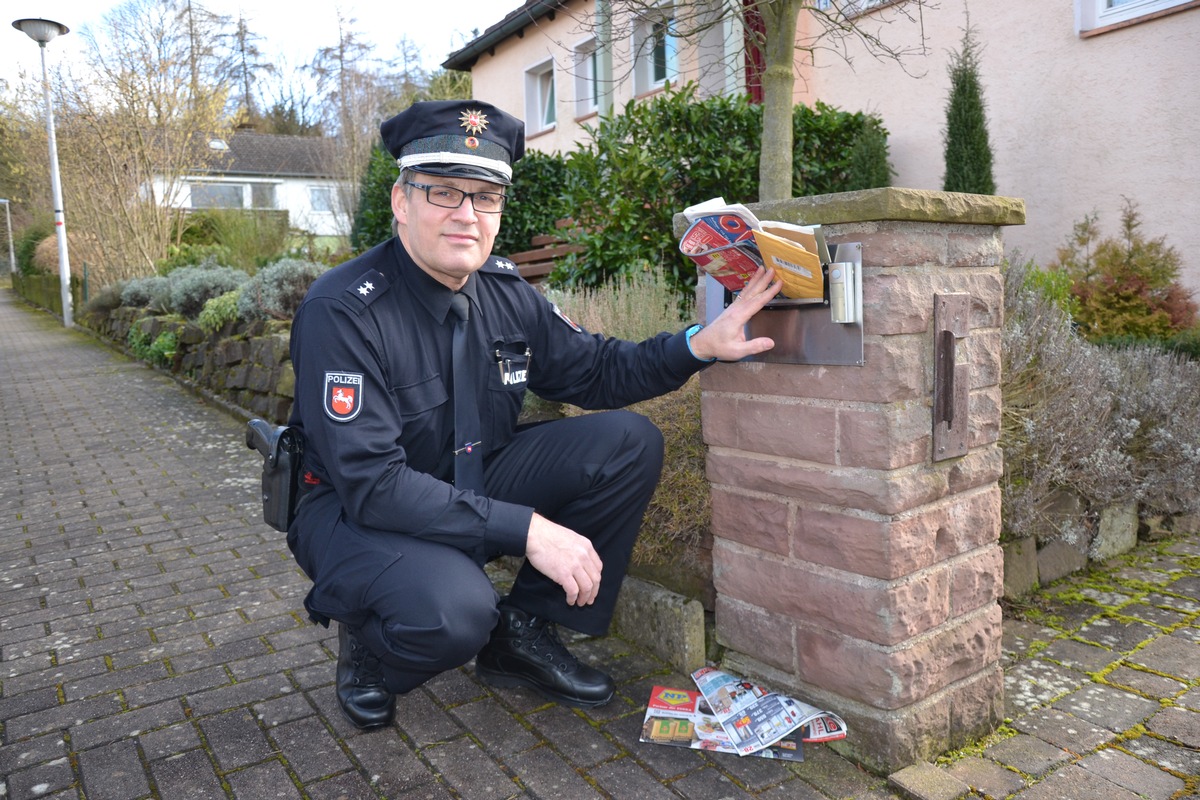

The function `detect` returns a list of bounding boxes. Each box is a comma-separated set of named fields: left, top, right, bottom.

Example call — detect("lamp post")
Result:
left=13, top=17, right=73, bottom=327
left=0, top=199, right=15, bottom=275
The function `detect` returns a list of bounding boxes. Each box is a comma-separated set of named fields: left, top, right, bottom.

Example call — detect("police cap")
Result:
left=380, top=100, right=526, bottom=186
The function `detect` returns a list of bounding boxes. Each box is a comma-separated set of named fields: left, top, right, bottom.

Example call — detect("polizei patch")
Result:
left=324, top=372, right=363, bottom=422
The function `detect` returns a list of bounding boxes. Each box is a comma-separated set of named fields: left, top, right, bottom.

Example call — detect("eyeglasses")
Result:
left=406, top=182, right=508, bottom=214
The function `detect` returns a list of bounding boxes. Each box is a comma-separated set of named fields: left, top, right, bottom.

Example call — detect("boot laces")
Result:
left=349, top=636, right=386, bottom=687
left=526, top=617, right=579, bottom=671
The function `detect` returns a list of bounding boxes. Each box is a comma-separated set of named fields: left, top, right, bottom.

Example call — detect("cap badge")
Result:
left=464, top=136, right=479, bottom=150
left=459, top=108, right=490, bottom=136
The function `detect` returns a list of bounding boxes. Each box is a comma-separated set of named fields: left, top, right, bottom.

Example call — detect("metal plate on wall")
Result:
left=706, top=242, right=864, bottom=366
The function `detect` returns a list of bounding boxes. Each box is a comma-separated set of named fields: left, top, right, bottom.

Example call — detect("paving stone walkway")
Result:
left=2, top=284, right=1198, bottom=800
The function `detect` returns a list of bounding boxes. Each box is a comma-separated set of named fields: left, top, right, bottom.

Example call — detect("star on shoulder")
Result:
left=481, top=256, right=523, bottom=278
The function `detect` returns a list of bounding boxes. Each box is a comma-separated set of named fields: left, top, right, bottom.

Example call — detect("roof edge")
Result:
left=442, top=0, right=564, bottom=71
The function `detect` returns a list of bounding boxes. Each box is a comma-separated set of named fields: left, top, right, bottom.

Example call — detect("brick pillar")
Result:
left=692, top=188, right=1024, bottom=773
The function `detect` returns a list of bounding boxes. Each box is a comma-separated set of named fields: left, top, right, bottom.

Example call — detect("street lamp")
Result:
left=0, top=199, right=15, bottom=275
left=13, top=17, right=73, bottom=327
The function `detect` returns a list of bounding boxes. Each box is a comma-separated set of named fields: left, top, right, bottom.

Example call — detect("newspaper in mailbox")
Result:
left=678, top=197, right=829, bottom=302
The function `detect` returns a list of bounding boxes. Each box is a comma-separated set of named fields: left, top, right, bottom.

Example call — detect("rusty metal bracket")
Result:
left=933, top=293, right=970, bottom=461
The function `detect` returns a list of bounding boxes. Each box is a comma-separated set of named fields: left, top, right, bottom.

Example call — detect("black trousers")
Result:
left=352, top=410, right=664, bottom=694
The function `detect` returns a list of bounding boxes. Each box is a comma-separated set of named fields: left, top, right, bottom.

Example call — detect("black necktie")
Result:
left=449, top=293, right=484, bottom=493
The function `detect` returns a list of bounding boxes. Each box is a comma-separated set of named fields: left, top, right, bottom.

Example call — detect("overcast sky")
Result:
left=4, top=0, right=520, bottom=89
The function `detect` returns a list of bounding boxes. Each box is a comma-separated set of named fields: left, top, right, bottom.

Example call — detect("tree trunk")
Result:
left=758, top=0, right=801, bottom=202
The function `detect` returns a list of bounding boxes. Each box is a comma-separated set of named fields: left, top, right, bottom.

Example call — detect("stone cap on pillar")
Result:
left=671, top=188, right=1026, bottom=237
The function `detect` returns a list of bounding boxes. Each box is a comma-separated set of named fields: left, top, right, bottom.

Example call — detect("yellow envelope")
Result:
left=752, top=228, right=824, bottom=300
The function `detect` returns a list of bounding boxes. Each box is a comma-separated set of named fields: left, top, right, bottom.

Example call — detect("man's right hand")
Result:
left=524, top=513, right=603, bottom=607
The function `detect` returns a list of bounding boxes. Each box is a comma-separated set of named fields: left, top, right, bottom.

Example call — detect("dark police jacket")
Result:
left=287, top=238, right=708, bottom=625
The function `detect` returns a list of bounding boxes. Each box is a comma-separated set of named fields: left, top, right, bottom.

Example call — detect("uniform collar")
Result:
left=393, top=238, right=481, bottom=324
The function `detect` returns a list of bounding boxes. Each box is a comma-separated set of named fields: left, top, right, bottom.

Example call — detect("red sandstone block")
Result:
left=792, top=486, right=1001, bottom=580
left=700, top=394, right=740, bottom=448
left=951, top=544, right=1004, bottom=617
left=707, top=451, right=946, bottom=516
left=844, top=226, right=949, bottom=268
left=968, top=386, right=1002, bottom=448
left=862, top=271, right=935, bottom=336
left=712, top=540, right=951, bottom=645
left=970, top=330, right=1002, bottom=389
left=947, top=229, right=1004, bottom=267
left=947, top=666, right=1005, bottom=750
left=947, top=446, right=1004, bottom=494
left=711, top=487, right=791, bottom=556
left=837, top=404, right=929, bottom=470
left=933, top=486, right=1002, bottom=560
left=738, top=400, right=837, bottom=462
left=862, top=271, right=1002, bottom=337
left=791, top=605, right=1002, bottom=709
left=714, top=596, right=797, bottom=674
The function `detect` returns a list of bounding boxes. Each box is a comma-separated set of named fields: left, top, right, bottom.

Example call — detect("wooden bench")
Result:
left=508, top=220, right=582, bottom=286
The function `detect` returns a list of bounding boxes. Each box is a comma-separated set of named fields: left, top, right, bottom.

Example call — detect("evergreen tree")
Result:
left=942, top=26, right=995, bottom=195
left=845, top=119, right=895, bottom=191
left=350, top=144, right=397, bottom=253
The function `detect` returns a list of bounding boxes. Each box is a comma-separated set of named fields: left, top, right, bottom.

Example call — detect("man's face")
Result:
left=393, top=174, right=504, bottom=290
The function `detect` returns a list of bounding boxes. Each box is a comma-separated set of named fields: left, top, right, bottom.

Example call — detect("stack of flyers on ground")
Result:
left=677, top=197, right=830, bottom=302
left=639, top=667, right=847, bottom=760
left=640, top=685, right=805, bottom=762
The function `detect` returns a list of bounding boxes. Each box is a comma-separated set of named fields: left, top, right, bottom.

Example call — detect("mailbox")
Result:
left=706, top=242, right=864, bottom=366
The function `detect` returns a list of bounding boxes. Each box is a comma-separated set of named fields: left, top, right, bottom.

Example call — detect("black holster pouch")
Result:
left=245, top=419, right=304, bottom=532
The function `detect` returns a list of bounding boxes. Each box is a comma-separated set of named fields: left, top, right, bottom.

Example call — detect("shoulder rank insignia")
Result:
left=344, top=270, right=390, bottom=309
left=482, top=257, right=521, bottom=277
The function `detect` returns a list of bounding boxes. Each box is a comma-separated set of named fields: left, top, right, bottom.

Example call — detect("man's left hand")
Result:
left=688, top=267, right=783, bottom=362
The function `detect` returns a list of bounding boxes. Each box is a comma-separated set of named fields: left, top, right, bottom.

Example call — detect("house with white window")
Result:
left=444, top=0, right=1200, bottom=292
left=155, top=130, right=351, bottom=240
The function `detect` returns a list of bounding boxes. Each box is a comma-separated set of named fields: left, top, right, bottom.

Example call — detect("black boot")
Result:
left=336, top=623, right=395, bottom=729
left=475, top=605, right=615, bottom=708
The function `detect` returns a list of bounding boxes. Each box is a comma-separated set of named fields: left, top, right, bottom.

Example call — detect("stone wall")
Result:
left=679, top=188, right=1025, bottom=773
left=87, top=307, right=295, bottom=424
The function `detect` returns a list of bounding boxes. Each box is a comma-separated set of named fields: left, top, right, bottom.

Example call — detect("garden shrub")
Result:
left=1052, top=198, right=1197, bottom=340
left=549, top=268, right=707, bottom=568
left=1106, top=345, right=1200, bottom=515
left=156, top=243, right=233, bottom=276
left=121, top=276, right=172, bottom=313
left=166, top=263, right=250, bottom=318
left=1000, top=258, right=1133, bottom=543
left=1001, top=257, right=1200, bottom=545
left=237, top=257, right=327, bottom=321
left=15, top=217, right=54, bottom=275
left=843, top=119, right=895, bottom=192
left=492, top=149, right=573, bottom=259
left=792, top=100, right=890, bottom=197
left=198, top=288, right=242, bottom=334
left=558, top=85, right=887, bottom=296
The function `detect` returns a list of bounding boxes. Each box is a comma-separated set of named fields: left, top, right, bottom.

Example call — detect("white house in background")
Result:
left=157, top=131, right=352, bottom=239
left=444, top=0, right=1200, bottom=293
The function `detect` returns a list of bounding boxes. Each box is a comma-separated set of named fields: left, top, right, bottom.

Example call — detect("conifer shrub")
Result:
left=942, top=26, right=996, bottom=195
left=236, top=257, right=327, bottom=321
left=1052, top=198, right=1197, bottom=341
left=844, top=119, right=895, bottom=192
left=351, top=144, right=397, bottom=253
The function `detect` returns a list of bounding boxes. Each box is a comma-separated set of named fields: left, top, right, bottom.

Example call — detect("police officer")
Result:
left=287, top=99, right=781, bottom=729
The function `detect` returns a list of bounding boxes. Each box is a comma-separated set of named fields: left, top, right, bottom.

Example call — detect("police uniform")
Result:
left=286, top=101, right=714, bottom=713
